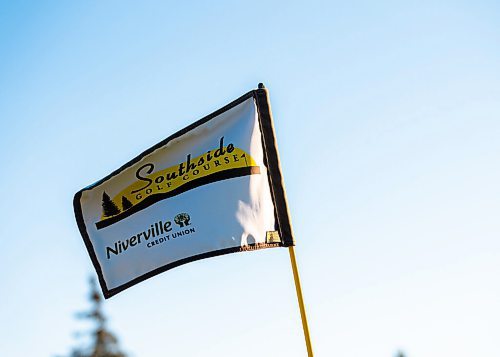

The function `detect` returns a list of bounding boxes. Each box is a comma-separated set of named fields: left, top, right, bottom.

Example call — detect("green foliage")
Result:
left=65, top=278, right=127, bottom=357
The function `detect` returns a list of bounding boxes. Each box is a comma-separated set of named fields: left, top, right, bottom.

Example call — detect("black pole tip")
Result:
left=258, top=83, right=265, bottom=89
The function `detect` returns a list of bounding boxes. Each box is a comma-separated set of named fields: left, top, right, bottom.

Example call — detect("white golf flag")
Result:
left=74, top=86, right=294, bottom=298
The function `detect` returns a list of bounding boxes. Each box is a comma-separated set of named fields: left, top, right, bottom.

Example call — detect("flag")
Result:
left=73, top=86, right=294, bottom=298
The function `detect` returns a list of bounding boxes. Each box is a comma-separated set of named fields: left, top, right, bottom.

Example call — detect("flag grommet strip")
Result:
left=74, top=86, right=294, bottom=298
left=254, top=87, right=295, bottom=247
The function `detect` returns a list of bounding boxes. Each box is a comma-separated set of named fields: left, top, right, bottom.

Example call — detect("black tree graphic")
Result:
left=174, top=213, right=191, bottom=227
left=102, top=192, right=121, bottom=217
left=121, top=196, right=133, bottom=211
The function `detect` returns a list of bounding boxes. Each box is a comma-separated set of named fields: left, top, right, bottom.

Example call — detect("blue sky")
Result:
left=0, top=1, right=499, bottom=356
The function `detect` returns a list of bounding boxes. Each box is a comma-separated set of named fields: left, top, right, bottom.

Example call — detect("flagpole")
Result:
left=288, top=246, right=314, bottom=356
left=254, top=83, right=313, bottom=355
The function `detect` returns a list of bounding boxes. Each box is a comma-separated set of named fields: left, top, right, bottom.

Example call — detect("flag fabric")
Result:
left=74, top=86, right=294, bottom=298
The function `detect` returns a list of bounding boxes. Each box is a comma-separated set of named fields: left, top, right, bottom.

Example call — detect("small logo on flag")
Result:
left=266, top=231, right=281, bottom=244
left=174, top=213, right=191, bottom=227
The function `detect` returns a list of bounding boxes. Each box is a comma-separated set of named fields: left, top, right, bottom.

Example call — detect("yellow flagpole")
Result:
left=288, top=246, right=314, bottom=356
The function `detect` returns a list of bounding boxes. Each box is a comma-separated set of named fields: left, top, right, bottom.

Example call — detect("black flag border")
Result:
left=73, top=86, right=295, bottom=298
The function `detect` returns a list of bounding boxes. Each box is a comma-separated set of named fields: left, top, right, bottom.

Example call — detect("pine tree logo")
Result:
left=102, top=191, right=121, bottom=217
left=174, top=213, right=191, bottom=227
left=121, top=196, right=133, bottom=211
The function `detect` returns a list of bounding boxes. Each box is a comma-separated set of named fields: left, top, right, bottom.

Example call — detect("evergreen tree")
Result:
left=121, top=196, right=133, bottom=211
left=66, top=278, right=128, bottom=357
left=102, top=192, right=121, bottom=217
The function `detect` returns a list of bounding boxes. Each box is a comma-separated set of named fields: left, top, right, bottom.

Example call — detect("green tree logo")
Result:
left=102, top=192, right=121, bottom=217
